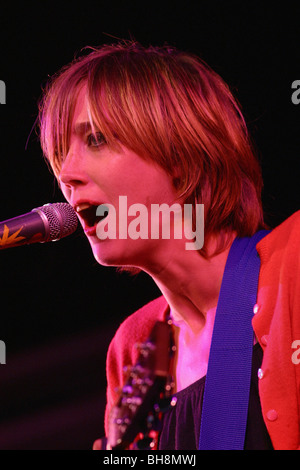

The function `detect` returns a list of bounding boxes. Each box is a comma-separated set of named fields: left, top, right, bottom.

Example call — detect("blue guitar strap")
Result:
left=198, top=230, right=269, bottom=450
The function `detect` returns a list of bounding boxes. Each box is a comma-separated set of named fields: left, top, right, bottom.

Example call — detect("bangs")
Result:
left=39, top=71, right=82, bottom=178
left=39, top=44, right=204, bottom=185
left=38, top=53, right=147, bottom=179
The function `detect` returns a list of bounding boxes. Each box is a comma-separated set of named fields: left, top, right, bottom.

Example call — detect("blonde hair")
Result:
left=39, top=40, right=266, bottom=246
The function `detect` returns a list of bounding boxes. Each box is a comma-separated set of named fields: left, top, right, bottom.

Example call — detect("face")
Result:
left=59, top=85, right=180, bottom=270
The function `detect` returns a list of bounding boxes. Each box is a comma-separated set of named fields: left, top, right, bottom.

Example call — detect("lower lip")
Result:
left=84, top=225, right=97, bottom=237
left=84, top=215, right=109, bottom=237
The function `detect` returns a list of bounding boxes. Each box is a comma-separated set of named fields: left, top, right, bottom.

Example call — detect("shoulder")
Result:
left=257, top=211, right=300, bottom=264
left=255, top=211, right=300, bottom=321
left=105, top=295, right=168, bottom=430
left=114, top=295, right=168, bottom=340
left=117, top=294, right=167, bottom=335
left=107, top=295, right=168, bottom=363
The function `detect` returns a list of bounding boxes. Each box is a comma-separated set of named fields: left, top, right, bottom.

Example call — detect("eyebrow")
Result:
left=72, top=121, right=94, bottom=136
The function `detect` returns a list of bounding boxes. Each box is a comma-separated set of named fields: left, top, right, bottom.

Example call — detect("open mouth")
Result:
left=75, top=203, right=109, bottom=228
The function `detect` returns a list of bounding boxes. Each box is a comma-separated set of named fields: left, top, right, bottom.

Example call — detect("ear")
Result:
left=171, top=163, right=184, bottom=190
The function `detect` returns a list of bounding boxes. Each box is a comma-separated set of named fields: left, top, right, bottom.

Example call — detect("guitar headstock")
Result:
left=108, top=320, right=176, bottom=450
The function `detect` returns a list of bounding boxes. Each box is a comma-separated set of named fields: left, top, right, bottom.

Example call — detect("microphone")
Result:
left=0, top=203, right=78, bottom=249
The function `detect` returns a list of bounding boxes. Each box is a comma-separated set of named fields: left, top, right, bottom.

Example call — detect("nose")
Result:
left=59, top=146, right=89, bottom=189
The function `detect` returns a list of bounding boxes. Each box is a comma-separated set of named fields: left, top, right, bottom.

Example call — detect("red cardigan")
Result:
left=105, top=211, right=300, bottom=450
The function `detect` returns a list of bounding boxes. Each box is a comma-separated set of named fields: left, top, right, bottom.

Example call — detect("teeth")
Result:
left=74, top=202, right=109, bottom=228
left=75, top=203, right=91, bottom=213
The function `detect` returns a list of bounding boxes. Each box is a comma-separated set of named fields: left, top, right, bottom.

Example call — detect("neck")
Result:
left=143, top=233, right=235, bottom=333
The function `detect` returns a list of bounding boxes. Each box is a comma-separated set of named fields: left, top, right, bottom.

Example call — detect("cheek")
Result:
left=125, top=172, right=176, bottom=203
left=92, top=152, right=177, bottom=206
left=60, top=183, right=72, bottom=203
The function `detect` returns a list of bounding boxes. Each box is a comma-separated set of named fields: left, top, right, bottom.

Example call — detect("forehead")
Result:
left=71, top=85, right=92, bottom=133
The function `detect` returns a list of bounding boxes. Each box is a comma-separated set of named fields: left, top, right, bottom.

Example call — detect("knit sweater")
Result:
left=105, top=211, right=300, bottom=450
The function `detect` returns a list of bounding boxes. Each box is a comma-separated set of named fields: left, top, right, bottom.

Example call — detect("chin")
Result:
left=90, top=238, right=140, bottom=269
left=91, top=243, right=121, bottom=267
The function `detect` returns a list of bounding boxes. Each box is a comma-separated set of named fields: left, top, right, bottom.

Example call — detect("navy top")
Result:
left=158, top=343, right=273, bottom=450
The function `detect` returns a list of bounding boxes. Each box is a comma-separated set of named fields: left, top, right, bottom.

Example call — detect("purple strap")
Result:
left=199, top=231, right=269, bottom=450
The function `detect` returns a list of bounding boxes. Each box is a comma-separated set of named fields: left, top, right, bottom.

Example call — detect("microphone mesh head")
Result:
left=33, top=203, right=78, bottom=241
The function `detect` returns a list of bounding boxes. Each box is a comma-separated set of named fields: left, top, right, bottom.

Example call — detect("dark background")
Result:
left=0, top=1, right=299, bottom=449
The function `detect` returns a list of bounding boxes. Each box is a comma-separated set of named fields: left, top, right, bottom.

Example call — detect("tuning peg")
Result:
left=114, top=416, right=130, bottom=427
left=122, top=384, right=133, bottom=395
left=154, top=396, right=177, bottom=413
left=135, top=436, right=156, bottom=450
left=130, top=364, right=146, bottom=378
left=134, top=340, right=156, bottom=358
left=121, top=396, right=143, bottom=406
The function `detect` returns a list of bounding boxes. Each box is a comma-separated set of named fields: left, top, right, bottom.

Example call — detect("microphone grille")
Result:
left=33, top=203, right=78, bottom=241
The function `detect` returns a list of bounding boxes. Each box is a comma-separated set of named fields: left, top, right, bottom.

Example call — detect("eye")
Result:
left=87, top=131, right=107, bottom=148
